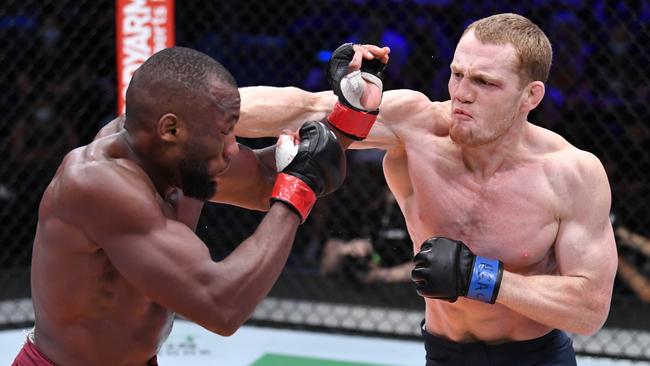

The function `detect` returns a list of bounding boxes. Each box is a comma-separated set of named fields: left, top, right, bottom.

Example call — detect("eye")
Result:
left=475, top=78, right=492, bottom=86
left=220, top=127, right=233, bottom=136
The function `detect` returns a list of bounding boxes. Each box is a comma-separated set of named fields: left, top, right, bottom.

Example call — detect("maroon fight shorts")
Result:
left=12, top=339, right=159, bottom=365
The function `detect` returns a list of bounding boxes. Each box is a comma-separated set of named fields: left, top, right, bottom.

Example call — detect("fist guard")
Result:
left=411, top=237, right=504, bottom=304
left=327, top=43, right=386, bottom=140
left=271, top=121, right=346, bottom=222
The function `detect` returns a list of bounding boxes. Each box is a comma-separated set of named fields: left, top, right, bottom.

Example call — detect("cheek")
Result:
left=447, top=78, right=456, bottom=94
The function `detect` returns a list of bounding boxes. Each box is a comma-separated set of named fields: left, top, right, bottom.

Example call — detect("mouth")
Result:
left=453, top=108, right=472, bottom=118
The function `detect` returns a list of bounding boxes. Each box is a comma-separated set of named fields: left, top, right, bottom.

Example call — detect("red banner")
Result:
left=116, top=0, right=175, bottom=114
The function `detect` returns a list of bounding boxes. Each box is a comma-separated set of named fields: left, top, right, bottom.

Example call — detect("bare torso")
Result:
left=383, top=100, right=574, bottom=343
left=31, top=132, right=203, bottom=365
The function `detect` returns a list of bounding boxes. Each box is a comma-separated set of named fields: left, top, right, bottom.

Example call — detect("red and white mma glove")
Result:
left=327, top=43, right=386, bottom=140
left=271, top=121, right=346, bottom=222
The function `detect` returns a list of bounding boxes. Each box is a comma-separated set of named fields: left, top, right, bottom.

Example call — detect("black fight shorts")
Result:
left=421, top=321, right=576, bottom=366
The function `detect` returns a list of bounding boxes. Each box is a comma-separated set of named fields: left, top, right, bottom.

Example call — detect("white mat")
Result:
left=1, top=320, right=648, bottom=366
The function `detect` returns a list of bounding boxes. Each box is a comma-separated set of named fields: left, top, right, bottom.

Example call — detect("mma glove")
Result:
left=411, top=237, right=504, bottom=304
left=271, top=121, right=346, bottom=222
left=327, top=43, right=386, bottom=140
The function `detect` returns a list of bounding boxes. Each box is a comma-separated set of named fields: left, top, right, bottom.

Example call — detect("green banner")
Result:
left=251, top=353, right=398, bottom=366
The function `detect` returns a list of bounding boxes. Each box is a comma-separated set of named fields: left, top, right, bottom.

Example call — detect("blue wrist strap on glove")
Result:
left=466, top=256, right=503, bottom=304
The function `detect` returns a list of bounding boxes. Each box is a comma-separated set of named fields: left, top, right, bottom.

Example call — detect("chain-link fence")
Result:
left=1, top=0, right=649, bottom=361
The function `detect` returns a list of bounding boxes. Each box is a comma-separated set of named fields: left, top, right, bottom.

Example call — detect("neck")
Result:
left=121, top=130, right=176, bottom=198
left=460, top=120, right=527, bottom=179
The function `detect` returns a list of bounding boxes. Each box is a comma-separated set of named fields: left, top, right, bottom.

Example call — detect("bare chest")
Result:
left=386, top=150, right=560, bottom=272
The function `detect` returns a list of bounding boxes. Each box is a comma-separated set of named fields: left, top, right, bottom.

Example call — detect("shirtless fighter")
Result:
left=234, top=13, right=617, bottom=365
left=12, top=47, right=346, bottom=365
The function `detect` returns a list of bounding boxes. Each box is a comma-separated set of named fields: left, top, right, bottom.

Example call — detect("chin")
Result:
left=449, top=127, right=470, bottom=145
left=183, top=181, right=217, bottom=201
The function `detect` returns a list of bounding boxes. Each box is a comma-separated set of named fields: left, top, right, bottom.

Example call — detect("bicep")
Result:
left=554, top=156, right=617, bottom=291
left=100, top=216, right=219, bottom=316
left=352, top=90, right=442, bottom=151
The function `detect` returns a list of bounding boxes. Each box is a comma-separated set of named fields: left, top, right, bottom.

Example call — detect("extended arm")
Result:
left=236, top=87, right=336, bottom=138
left=237, top=43, right=401, bottom=150
left=237, top=87, right=438, bottom=151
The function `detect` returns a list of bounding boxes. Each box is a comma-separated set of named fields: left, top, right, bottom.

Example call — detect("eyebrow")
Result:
left=450, top=64, right=500, bottom=80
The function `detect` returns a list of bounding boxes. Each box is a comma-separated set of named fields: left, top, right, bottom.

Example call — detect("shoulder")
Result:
left=54, top=148, right=160, bottom=226
left=551, top=147, right=610, bottom=198
left=94, top=115, right=126, bottom=140
left=381, top=90, right=451, bottom=136
left=533, top=125, right=607, bottom=182
left=532, top=127, right=611, bottom=213
left=381, top=89, right=434, bottom=118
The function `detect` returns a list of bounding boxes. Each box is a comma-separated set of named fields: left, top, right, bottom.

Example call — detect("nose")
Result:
left=451, top=77, right=474, bottom=104
left=223, top=134, right=239, bottom=161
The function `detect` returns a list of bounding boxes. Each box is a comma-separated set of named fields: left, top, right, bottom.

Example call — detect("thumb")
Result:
left=275, top=133, right=299, bottom=172
left=360, top=81, right=382, bottom=111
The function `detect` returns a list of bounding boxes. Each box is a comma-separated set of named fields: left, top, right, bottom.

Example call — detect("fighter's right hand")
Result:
left=411, top=237, right=504, bottom=304
left=271, top=121, right=346, bottom=222
left=327, top=43, right=389, bottom=140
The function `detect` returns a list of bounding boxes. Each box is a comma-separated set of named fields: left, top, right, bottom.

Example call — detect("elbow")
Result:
left=573, top=321, right=604, bottom=337
left=210, top=322, right=239, bottom=337
left=573, top=301, right=611, bottom=336
left=204, top=289, right=253, bottom=336
left=204, top=307, right=248, bottom=337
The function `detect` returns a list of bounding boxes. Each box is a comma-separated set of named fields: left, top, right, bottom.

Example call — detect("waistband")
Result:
left=12, top=338, right=57, bottom=366
left=14, top=336, right=158, bottom=366
left=420, top=320, right=567, bottom=353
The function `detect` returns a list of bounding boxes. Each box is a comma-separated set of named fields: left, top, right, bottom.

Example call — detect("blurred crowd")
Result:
left=0, top=0, right=649, bottom=300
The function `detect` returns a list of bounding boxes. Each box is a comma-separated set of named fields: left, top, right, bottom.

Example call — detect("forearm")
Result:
left=211, top=145, right=276, bottom=210
left=237, top=86, right=336, bottom=138
left=206, top=202, right=300, bottom=334
left=497, top=271, right=611, bottom=335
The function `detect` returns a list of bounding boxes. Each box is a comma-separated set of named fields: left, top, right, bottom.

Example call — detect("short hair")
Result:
left=463, top=13, right=553, bottom=85
left=125, top=47, right=237, bottom=124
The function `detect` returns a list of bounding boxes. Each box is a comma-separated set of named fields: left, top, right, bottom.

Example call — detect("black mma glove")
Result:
left=271, top=121, right=346, bottom=222
left=411, top=237, right=504, bottom=304
left=326, top=43, right=386, bottom=140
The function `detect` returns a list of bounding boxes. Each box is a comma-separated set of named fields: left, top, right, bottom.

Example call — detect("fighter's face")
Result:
left=447, top=31, right=527, bottom=147
left=179, top=86, right=240, bottom=200
left=178, top=142, right=217, bottom=200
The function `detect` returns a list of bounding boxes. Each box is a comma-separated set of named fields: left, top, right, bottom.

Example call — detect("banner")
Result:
left=116, top=0, right=174, bottom=114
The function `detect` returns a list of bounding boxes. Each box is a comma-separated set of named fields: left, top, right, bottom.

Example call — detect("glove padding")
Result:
left=327, top=43, right=386, bottom=140
left=271, top=121, right=346, bottom=222
left=411, top=237, right=503, bottom=304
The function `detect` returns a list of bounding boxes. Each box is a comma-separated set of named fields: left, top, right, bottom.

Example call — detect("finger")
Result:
left=279, top=130, right=300, bottom=143
left=360, top=45, right=391, bottom=62
left=348, top=49, right=363, bottom=71
left=379, top=49, right=390, bottom=64
left=275, top=134, right=300, bottom=171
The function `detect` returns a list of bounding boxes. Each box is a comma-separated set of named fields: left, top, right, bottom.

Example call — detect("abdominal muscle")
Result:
left=424, top=298, right=552, bottom=343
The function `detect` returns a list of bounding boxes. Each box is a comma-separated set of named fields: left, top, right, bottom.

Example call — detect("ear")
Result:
left=521, top=81, right=545, bottom=112
left=158, top=113, right=182, bottom=142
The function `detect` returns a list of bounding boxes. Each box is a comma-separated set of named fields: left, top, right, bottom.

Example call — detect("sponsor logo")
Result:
left=116, top=0, right=174, bottom=113
left=161, top=335, right=212, bottom=357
